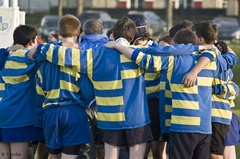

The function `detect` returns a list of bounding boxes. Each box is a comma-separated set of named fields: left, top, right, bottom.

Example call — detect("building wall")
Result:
left=153, top=0, right=165, bottom=8
left=226, top=0, right=238, bottom=16
left=202, top=0, right=223, bottom=8
left=92, top=0, right=117, bottom=8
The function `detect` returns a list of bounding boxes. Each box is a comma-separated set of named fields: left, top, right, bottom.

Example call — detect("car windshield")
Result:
left=45, top=19, right=59, bottom=27
left=80, top=13, right=100, bottom=19
left=127, top=14, right=145, bottom=19
left=101, top=12, right=111, bottom=19
left=102, top=21, right=116, bottom=28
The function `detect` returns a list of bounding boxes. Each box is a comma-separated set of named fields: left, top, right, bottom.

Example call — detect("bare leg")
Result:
left=61, top=153, right=78, bottom=159
left=49, top=153, right=61, bottom=159
left=104, top=143, right=120, bottom=159
left=223, top=146, right=236, bottom=159
left=0, top=142, right=11, bottom=159
left=36, top=142, right=49, bottom=159
left=210, top=153, right=223, bottom=159
left=129, top=143, right=146, bottom=159
left=28, top=146, right=34, bottom=159
left=144, top=143, right=151, bottom=158
left=10, top=142, right=29, bottom=159
left=150, top=141, right=166, bottom=159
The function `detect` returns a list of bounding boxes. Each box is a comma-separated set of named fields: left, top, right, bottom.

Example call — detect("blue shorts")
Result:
left=33, top=127, right=45, bottom=142
left=0, top=126, right=35, bottom=142
left=225, top=113, right=240, bottom=146
left=43, top=105, right=92, bottom=150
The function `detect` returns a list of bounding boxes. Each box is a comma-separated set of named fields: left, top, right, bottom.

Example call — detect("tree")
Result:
left=58, top=0, right=63, bottom=17
left=77, top=0, right=83, bottom=16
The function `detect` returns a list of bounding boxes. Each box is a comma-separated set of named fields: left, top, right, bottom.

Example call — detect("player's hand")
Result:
left=28, top=45, right=38, bottom=61
left=182, top=71, right=197, bottom=87
left=104, top=41, right=118, bottom=49
left=7, top=44, right=24, bottom=52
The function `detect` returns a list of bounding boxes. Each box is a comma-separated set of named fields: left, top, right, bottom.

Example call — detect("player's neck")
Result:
left=61, top=37, right=76, bottom=44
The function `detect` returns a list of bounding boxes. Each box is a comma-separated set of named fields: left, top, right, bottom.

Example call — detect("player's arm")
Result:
left=213, top=81, right=239, bottom=100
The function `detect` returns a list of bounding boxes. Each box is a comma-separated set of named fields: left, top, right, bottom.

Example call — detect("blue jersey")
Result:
left=0, top=49, right=39, bottom=128
left=131, top=49, right=237, bottom=134
left=79, top=34, right=109, bottom=50
left=0, top=48, right=9, bottom=70
left=34, top=43, right=198, bottom=130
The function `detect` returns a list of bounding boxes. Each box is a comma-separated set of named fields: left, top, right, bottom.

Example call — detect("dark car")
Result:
left=38, top=15, right=60, bottom=42
left=126, top=11, right=167, bottom=35
left=213, top=17, right=240, bottom=40
left=78, top=10, right=112, bottom=25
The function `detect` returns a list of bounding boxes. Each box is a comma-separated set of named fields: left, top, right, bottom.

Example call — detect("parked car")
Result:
left=38, top=15, right=60, bottom=42
left=126, top=11, right=167, bottom=35
left=78, top=10, right=112, bottom=25
left=102, top=19, right=118, bottom=35
left=213, top=17, right=240, bottom=41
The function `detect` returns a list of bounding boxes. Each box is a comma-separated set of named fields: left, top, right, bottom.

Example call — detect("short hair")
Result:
left=157, top=34, right=172, bottom=45
left=106, top=28, right=113, bottom=38
left=195, top=21, right=218, bottom=44
left=58, top=14, right=81, bottom=38
left=13, top=25, right=37, bottom=47
left=173, top=28, right=197, bottom=45
left=49, top=31, right=59, bottom=40
left=113, top=17, right=137, bottom=42
left=169, top=20, right=194, bottom=38
left=83, top=19, right=103, bottom=35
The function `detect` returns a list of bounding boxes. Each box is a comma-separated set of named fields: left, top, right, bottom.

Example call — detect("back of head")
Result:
left=169, top=20, right=194, bottom=38
left=113, top=17, right=137, bottom=42
left=157, top=34, right=172, bottom=45
left=131, top=18, right=150, bottom=44
left=58, top=14, right=81, bottom=38
left=173, top=28, right=197, bottom=45
left=83, top=19, right=103, bottom=35
left=195, top=20, right=218, bottom=44
left=13, top=25, right=37, bottom=47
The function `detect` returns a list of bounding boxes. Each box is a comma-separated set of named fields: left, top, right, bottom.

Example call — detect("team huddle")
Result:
left=0, top=14, right=239, bottom=159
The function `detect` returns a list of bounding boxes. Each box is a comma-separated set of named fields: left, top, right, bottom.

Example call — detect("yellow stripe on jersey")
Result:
left=171, top=115, right=200, bottom=125
left=36, top=84, right=45, bottom=96
left=228, top=84, right=237, bottom=100
left=212, top=95, right=229, bottom=104
left=10, top=50, right=27, bottom=57
left=165, top=105, right=172, bottom=112
left=60, top=80, right=79, bottom=93
left=201, top=50, right=217, bottom=60
left=0, top=97, right=2, bottom=101
left=146, top=84, right=160, bottom=95
left=167, top=56, right=174, bottom=82
left=145, top=72, right=161, bottom=80
left=153, top=56, right=162, bottom=72
left=121, top=69, right=144, bottom=79
left=203, top=61, right=217, bottom=70
left=160, top=81, right=166, bottom=90
left=5, top=61, right=28, bottom=69
left=212, top=108, right=232, bottom=119
left=172, top=100, right=199, bottom=110
left=46, top=44, right=54, bottom=62
left=135, top=52, right=145, bottom=66
left=171, top=84, right=198, bottom=94
left=197, top=77, right=213, bottom=86
left=120, top=54, right=133, bottom=63
left=60, top=67, right=80, bottom=81
left=71, top=48, right=80, bottom=71
left=36, top=70, right=43, bottom=83
left=94, top=80, right=122, bottom=90
left=98, top=112, right=125, bottom=122
left=0, top=83, right=5, bottom=90
left=165, top=119, right=171, bottom=126
left=87, top=48, right=93, bottom=80
left=58, top=46, right=66, bottom=66
left=165, top=90, right=172, bottom=98
left=45, top=89, right=60, bottom=99
left=43, top=102, right=59, bottom=108
left=3, top=75, right=29, bottom=84
left=96, top=96, right=124, bottom=106
left=145, top=54, right=151, bottom=70
left=212, top=78, right=226, bottom=85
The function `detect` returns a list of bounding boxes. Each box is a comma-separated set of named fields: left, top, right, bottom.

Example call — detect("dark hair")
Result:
left=169, top=20, right=194, bottom=38
left=50, top=31, right=59, bottom=40
left=113, top=17, right=137, bottom=42
left=131, top=18, right=150, bottom=44
left=106, top=28, right=113, bottom=38
left=13, top=25, right=37, bottom=47
left=173, top=28, right=197, bottom=45
left=157, top=34, right=172, bottom=45
left=83, top=19, right=103, bottom=35
left=195, top=21, right=218, bottom=44
left=58, top=14, right=81, bottom=38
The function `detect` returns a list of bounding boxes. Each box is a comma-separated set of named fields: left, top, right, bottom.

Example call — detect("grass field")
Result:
left=148, top=43, right=240, bottom=159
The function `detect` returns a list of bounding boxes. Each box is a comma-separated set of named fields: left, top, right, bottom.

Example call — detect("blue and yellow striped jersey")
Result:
left=0, top=48, right=9, bottom=70
left=0, top=49, right=40, bottom=128
left=34, top=43, right=198, bottom=130
left=131, top=49, right=237, bottom=134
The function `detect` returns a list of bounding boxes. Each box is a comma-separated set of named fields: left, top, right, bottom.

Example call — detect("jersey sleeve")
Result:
left=0, top=48, right=9, bottom=70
